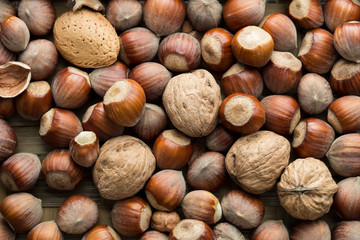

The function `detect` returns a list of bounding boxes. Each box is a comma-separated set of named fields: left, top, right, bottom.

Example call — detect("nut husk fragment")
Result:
left=0, top=61, right=31, bottom=98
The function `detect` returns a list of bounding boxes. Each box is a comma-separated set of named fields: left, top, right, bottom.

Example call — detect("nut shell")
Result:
left=290, top=220, right=331, bottom=240
left=0, top=16, right=30, bottom=52
left=332, top=221, right=360, bottom=240
left=0, top=118, right=17, bottom=162
left=27, top=220, right=63, bottom=240
left=324, top=0, right=360, bottom=32
left=169, top=219, right=214, bottom=240
left=106, top=0, right=142, bottom=31
left=288, top=0, right=324, bottom=29
left=333, top=21, right=360, bottom=63
left=251, top=220, right=289, bottom=240
left=330, top=58, right=360, bottom=95
left=0, top=61, right=31, bottom=98
left=151, top=211, right=180, bottom=233
left=333, top=177, right=360, bottom=220
left=82, top=225, right=121, bottom=240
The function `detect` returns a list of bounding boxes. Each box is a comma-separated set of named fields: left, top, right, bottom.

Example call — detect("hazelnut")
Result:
left=143, top=0, right=186, bottom=36
left=139, top=231, right=168, bottom=240
left=213, top=222, right=245, bottom=240
left=333, top=177, right=360, bottom=220
left=71, top=0, right=104, bottom=11
left=0, top=153, right=41, bottom=192
left=106, top=0, right=142, bottom=31
left=181, top=190, right=222, bottom=225
left=0, top=192, right=42, bottom=234
left=41, top=149, right=85, bottom=191
left=82, top=225, right=120, bottom=240
left=0, top=41, right=16, bottom=65
left=290, top=220, right=331, bottom=240
left=151, top=211, right=181, bottom=233
left=0, top=16, right=30, bottom=52
left=187, top=151, right=226, bottom=192
left=221, top=189, right=265, bottom=229
left=93, top=135, right=156, bottom=200
left=69, top=131, right=99, bottom=168
left=297, top=73, right=334, bottom=114
left=324, top=0, right=360, bottom=32
left=162, top=69, right=221, bottom=137
left=277, top=157, right=338, bottom=220
left=0, top=61, right=31, bottom=98
left=330, top=58, right=360, bottom=95
left=56, top=194, right=99, bottom=235
left=27, top=220, right=63, bottom=240
left=334, top=21, right=360, bottom=63
left=111, top=197, right=152, bottom=237
left=205, top=125, right=236, bottom=153
left=0, top=97, right=15, bottom=119
left=169, top=219, right=215, bottom=240
left=187, top=0, right=222, bottom=32
left=221, top=63, right=263, bottom=98
left=0, top=0, right=16, bottom=24
left=288, top=0, right=324, bottom=29
left=145, top=170, right=186, bottom=211
left=0, top=118, right=17, bottom=162
left=332, top=221, right=360, bottom=240
left=0, top=218, right=15, bottom=240
left=18, top=39, right=58, bottom=81
left=226, top=131, right=290, bottom=194
left=251, top=220, right=289, bottom=240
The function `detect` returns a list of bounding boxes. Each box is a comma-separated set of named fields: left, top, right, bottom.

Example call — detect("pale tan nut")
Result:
left=53, top=9, right=119, bottom=68
left=72, top=0, right=104, bottom=11
left=151, top=211, right=180, bottom=233
left=277, top=157, right=338, bottom=220
left=162, top=69, right=221, bottom=137
left=225, top=130, right=290, bottom=194
left=0, top=61, right=31, bottom=98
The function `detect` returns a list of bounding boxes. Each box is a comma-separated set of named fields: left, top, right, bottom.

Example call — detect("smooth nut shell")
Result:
left=82, top=225, right=121, bottom=240
left=330, top=58, right=360, bottom=95
left=332, top=221, right=360, bottom=240
left=0, top=0, right=16, bottom=24
left=288, top=0, right=324, bottom=29
left=0, top=118, right=17, bottom=162
left=213, top=222, right=245, bottom=240
left=0, top=218, right=15, bottom=240
left=106, top=0, right=142, bottom=31
left=324, top=0, right=360, bottom=32
left=251, top=220, right=289, bottom=240
left=333, top=21, right=360, bottom=63
left=0, top=41, right=16, bottom=65
left=290, top=220, right=331, bottom=240
left=0, top=16, right=30, bottom=52
left=333, top=177, right=360, bottom=220
left=0, top=97, right=15, bottom=119
left=169, top=219, right=214, bottom=240
left=27, top=220, right=63, bottom=240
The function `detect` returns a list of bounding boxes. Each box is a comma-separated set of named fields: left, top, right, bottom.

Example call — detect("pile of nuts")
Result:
left=0, top=0, right=360, bottom=239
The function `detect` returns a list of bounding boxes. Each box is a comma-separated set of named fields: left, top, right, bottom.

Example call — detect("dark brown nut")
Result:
left=145, top=170, right=186, bottom=211
left=0, top=61, right=31, bottom=98
left=151, top=211, right=180, bottom=233
left=221, top=63, right=263, bottom=98
left=324, top=0, right=360, bottom=32
left=18, top=0, right=55, bottom=36
left=333, top=177, right=360, bottom=220
left=169, top=219, right=215, bottom=240
left=213, top=222, right=245, bottom=240
left=18, top=39, right=58, bottom=81
left=298, top=28, right=338, bottom=74
left=0, top=218, right=15, bottom=240
left=262, top=51, right=302, bottom=94
left=158, top=33, right=201, bottom=72
left=277, top=157, right=338, bottom=220
left=333, top=21, right=360, bottom=63
left=288, top=0, right=324, bottom=29
left=223, top=0, right=266, bottom=32
left=0, top=0, right=16, bottom=24
left=326, top=133, right=360, bottom=177
left=290, top=220, right=331, bottom=240
left=163, top=69, right=221, bottom=137
left=111, top=197, right=152, bottom=237
left=106, top=0, right=142, bottom=31
left=56, top=194, right=98, bottom=235
left=0, top=192, right=42, bottom=234
left=187, top=151, right=226, bottom=192
left=251, top=220, right=289, bottom=240
left=181, top=190, right=222, bottom=225
left=69, top=131, right=99, bottom=168
left=82, top=225, right=120, bottom=240
left=27, top=220, right=63, bottom=240
left=0, top=98, right=15, bottom=119
left=259, top=13, right=297, bottom=51
left=0, top=16, right=30, bottom=52
left=0, top=41, right=16, bottom=65
left=297, top=73, right=334, bottom=114
left=292, top=118, right=335, bottom=159
left=139, top=231, right=168, bottom=240
left=143, top=0, right=186, bottom=37
left=93, top=135, right=156, bottom=200
left=0, top=153, right=41, bottom=192
left=41, top=149, right=85, bottom=191
left=225, top=130, right=290, bottom=194
left=82, top=102, right=125, bottom=142
left=330, top=58, right=360, bottom=95
left=221, top=189, right=264, bottom=230
left=39, top=108, right=83, bottom=148
left=332, top=221, right=360, bottom=240
left=0, top=118, right=17, bottom=162
left=205, top=125, right=236, bottom=153
left=16, top=81, right=53, bottom=121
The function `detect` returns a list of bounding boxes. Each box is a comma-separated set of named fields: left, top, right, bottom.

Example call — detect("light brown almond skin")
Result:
left=324, top=0, right=360, bottom=32
left=290, top=220, right=331, bottom=240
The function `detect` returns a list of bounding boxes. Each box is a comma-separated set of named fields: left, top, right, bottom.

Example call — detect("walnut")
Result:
left=162, top=69, right=221, bottom=137
left=92, top=135, right=156, bottom=200
left=225, top=130, right=290, bottom=194
left=277, top=157, right=338, bottom=220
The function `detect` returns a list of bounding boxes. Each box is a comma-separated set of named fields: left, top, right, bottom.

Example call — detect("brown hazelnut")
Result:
left=145, top=169, right=186, bottom=211
left=0, top=16, right=30, bottom=52
left=0, top=97, right=15, bottom=119
left=219, top=93, right=265, bottom=135
left=0, top=153, right=41, bottom=192
left=0, top=41, right=16, bottom=65
left=129, top=62, right=172, bottom=103
left=0, top=118, right=17, bottom=162
left=333, top=177, right=360, bottom=220
left=56, top=194, right=99, bottom=235
left=326, top=133, right=360, bottom=177
left=259, top=13, right=297, bottom=51
left=226, top=131, right=290, bottom=194
left=139, top=231, right=168, bottom=240
left=297, top=73, right=334, bottom=114
left=251, top=220, right=289, bottom=240
left=262, top=51, right=302, bottom=94
left=151, top=211, right=181, bottom=233
left=93, top=135, right=156, bottom=200
left=181, top=190, right=222, bottom=225
left=187, top=151, right=226, bottom=192
left=0, top=192, right=42, bottom=234
left=158, top=33, right=201, bottom=72
left=288, top=0, right=324, bottom=29
left=330, top=58, right=360, bottom=95
left=143, top=0, right=186, bottom=36
left=106, top=0, right=142, bottom=31
left=187, top=0, right=222, bottom=32
left=18, top=0, right=55, bottom=36
left=290, top=220, right=331, bottom=240
left=39, top=108, right=83, bottom=148
left=0, top=61, right=31, bottom=98
left=69, top=131, right=99, bottom=168
left=221, top=189, right=265, bottom=230
left=221, top=63, right=263, bottom=98
left=332, top=221, right=360, bottom=240
left=169, top=219, right=215, bottom=240
left=16, top=81, right=53, bottom=121
left=213, top=222, right=245, bottom=240
left=82, top=225, right=120, bottom=240
left=0, top=218, right=15, bottom=240
left=324, top=0, right=360, bottom=32
left=111, top=197, right=152, bottom=237
left=277, top=157, right=338, bottom=220
left=82, top=102, right=125, bottom=142
left=18, top=39, right=58, bottom=81
left=27, top=220, right=63, bottom=240
left=205, top=125, right=236, bottom=153
left=162, top=69, right=221, bottom=137
left=223, top=0, right=266, bottom=32
left=41, top=149, right=85, bottom=191
left=334, top=21, right=360, bottom=63
left=119, top=27, right=160, bottom=66
left=0, top=0, right=16, bottom=24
